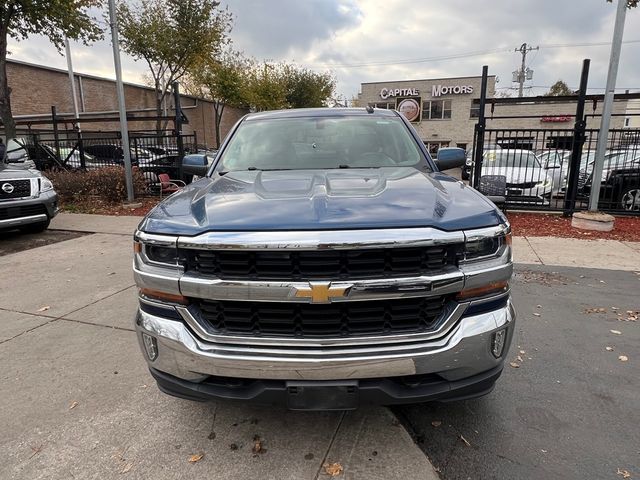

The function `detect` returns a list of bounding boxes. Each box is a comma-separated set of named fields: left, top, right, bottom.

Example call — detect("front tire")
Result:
left=20, top=219, right=50, bottom=234
left=620, top=187, right=640, bottom=212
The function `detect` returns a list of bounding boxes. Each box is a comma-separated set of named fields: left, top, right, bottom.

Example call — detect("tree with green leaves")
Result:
left=282, top=65, right=335, bottom=109
left=545, top=80, right=574, bottom=96
left=185, top=49, right=251, bottom=148
left=116, top=0, right=231, bottom=130
left=0, top=1, right=103, bottom=139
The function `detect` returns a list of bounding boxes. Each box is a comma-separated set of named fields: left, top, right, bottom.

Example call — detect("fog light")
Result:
left=142, top=333, right=158, bottom=361
left=491, top=329, right=507, bottom=358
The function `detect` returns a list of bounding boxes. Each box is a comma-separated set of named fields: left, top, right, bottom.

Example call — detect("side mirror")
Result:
left=182, top=154, right=209, bottom=177
left=435, top=147, right=466, bottom=170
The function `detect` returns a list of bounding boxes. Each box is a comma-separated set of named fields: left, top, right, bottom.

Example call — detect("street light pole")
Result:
left=64, top=38, right=81, bottom=129
left=107, top=0, right=135, bottom=203
left=588, top=0, right=628, bottom=211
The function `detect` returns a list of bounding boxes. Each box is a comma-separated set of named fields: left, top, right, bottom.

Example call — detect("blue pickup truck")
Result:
left=133, top=108, right=515, bottom=410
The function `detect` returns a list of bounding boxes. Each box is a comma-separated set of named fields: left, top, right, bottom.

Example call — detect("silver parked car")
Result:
left=480, top=150, right=553, bottom=204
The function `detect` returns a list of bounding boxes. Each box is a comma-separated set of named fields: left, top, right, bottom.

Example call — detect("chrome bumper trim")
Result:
left=178, top=269, right=465, bottom=303
left=135, top=300, right=515, bottom=381
left=0, top=213, right=48, bottom=228
left=175, top=227, right=465, bottom=251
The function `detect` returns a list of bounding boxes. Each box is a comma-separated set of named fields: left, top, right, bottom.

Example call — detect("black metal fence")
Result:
left=4, top=128, right=200, bottom=181
left=470, top=126, right=640, bottom=214
left=470, top=60, right=640, bottom=215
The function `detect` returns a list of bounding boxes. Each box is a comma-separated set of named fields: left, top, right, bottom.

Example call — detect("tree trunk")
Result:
left=0, top=27, right=16, bottom=140
left=155, top=89, right=163, bottom=134
left=213, top=102, right=225, bottom=149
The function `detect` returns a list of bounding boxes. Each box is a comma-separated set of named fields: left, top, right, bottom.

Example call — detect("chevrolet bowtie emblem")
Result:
left=294, top=282, right=351, bottom=304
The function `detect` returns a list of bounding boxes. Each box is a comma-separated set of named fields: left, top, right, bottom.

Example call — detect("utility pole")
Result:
left=64, top=39, right=81, bottom=130
left=588, top=0, right=628, bottom=212
left=513, top=43, right=538, bottom=97
left=107, top=0, right=135, bottom=203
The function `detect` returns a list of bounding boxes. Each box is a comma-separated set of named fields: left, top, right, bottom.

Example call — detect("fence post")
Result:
left=173, top=81, right=184, bottom=181
left=563, top=59, right=590, bottom=217
left=51, top=106, right=61, bottom=164
left=77, top=126, right=86, bottom=170
left=472, top=66, right=489, bottom=188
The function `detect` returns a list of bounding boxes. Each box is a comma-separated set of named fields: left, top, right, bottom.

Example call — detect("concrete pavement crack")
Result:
left=524, top=236, right=545, bottom=265
left=314, top=411, right=346, bottom=480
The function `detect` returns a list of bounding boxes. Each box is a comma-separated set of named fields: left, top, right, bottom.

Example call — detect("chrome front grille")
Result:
left=0, top=179, right=31, bottom=200
left=184, top=245, right=462, bottom=281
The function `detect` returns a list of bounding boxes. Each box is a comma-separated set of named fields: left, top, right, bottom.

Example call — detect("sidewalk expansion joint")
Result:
left=314, top=410, right=346, bottom=480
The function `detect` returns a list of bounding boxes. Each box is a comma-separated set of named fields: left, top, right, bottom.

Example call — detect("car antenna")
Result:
left=366, top=105, right=374, bottom=114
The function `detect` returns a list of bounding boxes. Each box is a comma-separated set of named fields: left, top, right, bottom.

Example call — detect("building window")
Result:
left=470, top=99, right=481, bottom=118
left=369, top=102, right=395, bottom=110
left=422, top=100, right=451, bottom=120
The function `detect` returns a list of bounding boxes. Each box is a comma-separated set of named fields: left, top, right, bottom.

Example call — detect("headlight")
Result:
left=40, top=176, right=54, bottom=192
left=134, top=233, right=181, bottom=268
left=464, top=225, right=511, bottom=261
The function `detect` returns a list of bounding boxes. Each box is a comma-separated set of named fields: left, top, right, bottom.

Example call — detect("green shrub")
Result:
left=47, top=167, right=147, bottom=203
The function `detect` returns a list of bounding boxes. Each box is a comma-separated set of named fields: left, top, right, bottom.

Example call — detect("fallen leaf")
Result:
left=431, top=420, right=442, bottom=428
left=69, top=401, right=79, bottom=410
left=509, top=362, right=520, bottom=368
left=617, top=468, right=631, bottom=479
left=252, top=435, right=265, bottom=455
left=120, top=462, right=133, bottom=474
left=606, top=346, right=614, bottom=352
left=460, top=435, right=471, bottom=447
left=324, top=462, right=344, bottom=477
left=519, top=350, right=526, bottom=355
left=610, top=330, right=622, bottom=335
left=618, top=355, right=628, bottom=362
left=37, top=306, right=50, bottom=312
left=188, top=453, right=204, bottom=463
left=516, top=355, right=523, bottom=362
left=533, top=313, right=541, bottom=317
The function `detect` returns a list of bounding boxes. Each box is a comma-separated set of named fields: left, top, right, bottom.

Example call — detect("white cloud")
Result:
left=7, top=0, right=640, bottom=100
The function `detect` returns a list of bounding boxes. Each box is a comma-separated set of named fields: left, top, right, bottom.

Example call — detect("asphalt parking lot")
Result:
left=397, top=265, right=640, bottom=480
left=1, top=218, right=638, bottom=479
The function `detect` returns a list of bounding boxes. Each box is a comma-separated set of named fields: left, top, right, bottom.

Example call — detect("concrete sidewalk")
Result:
left=52, top=213, right=640, bottom=271
left=1, top=217, right=439, bottom=480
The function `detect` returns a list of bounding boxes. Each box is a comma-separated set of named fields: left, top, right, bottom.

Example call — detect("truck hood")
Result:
left=139, top=167, right=504, bottom=235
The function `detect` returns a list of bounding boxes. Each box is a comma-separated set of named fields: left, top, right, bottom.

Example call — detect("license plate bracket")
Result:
left=286, top=380, right=359, bottom=411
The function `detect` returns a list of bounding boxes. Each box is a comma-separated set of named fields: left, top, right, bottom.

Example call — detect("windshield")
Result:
left=217, top=115, right=426, bottom=172
left=483, top=151, right=541, bottom=168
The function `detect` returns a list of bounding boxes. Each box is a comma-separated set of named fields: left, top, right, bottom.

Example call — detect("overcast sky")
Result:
left=7, top=0, right=640, bottom=101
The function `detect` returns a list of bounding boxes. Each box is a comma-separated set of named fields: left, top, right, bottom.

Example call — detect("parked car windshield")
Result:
left=484, top=150, right=541, bottom=168
left=217, top=115, right=427, bottom=172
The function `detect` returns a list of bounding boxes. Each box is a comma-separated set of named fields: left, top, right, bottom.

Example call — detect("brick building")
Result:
left=359, top=75, right=629, bottom=154
left=6, top=59, right=246, bottom=147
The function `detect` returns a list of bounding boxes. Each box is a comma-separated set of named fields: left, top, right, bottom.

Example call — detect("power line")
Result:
left=304, top=39, right=640, bottom=70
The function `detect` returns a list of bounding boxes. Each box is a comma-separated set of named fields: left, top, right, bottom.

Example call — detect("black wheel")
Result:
left=20, top=219, right=50, bottom=234
left=620, top=187, right=640, bottom=212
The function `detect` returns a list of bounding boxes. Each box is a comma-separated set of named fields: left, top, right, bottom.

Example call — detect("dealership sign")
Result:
left=431, top=85, right=474, bottom=97
left=380, top=87, right=419, bottom=99
left=397, top=98, right=421, bottom=122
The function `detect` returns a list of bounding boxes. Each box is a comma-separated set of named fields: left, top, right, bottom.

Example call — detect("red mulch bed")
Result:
left=507, top=212, right=640, bottom=242
left=60, top=197, right=159, bottom=217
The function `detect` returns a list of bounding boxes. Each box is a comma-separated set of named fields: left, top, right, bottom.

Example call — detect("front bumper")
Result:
left=0, top=190, right=58, bottom=229
left=135, top=297, right=515, bottom=408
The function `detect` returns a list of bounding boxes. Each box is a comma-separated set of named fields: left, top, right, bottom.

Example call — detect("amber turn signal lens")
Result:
left=139, top=288, right=189, bottom=305
left=456, top=281, right=508, bottom=301
left=133, top=241, right=142, bottom=254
